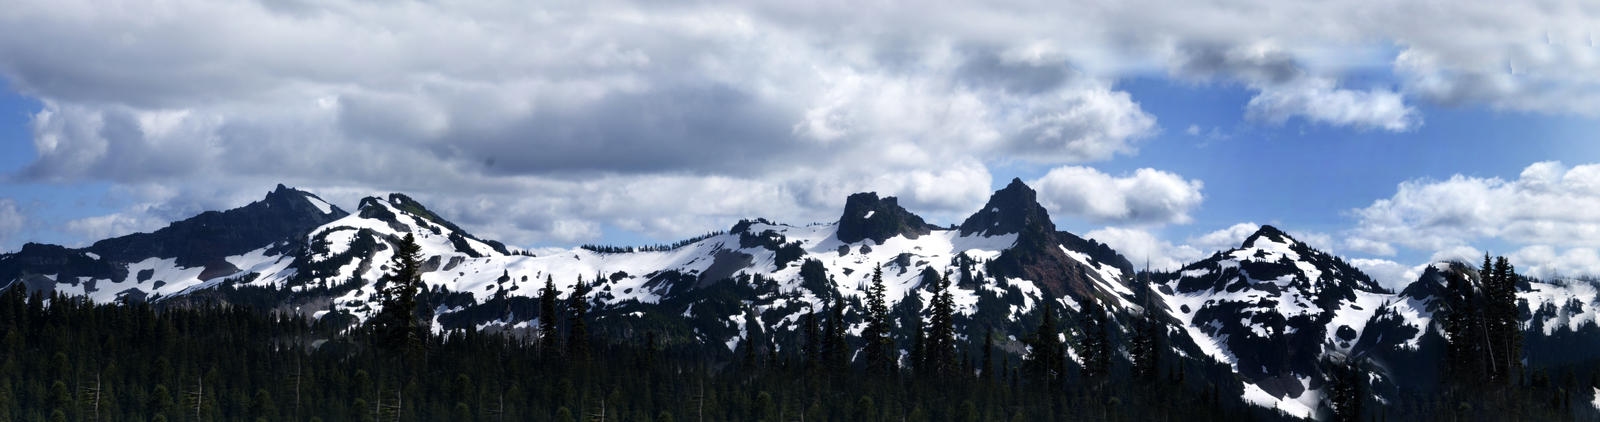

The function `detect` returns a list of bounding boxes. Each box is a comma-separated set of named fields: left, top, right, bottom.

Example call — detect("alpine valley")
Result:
left=5, top=180, right=1600, bottom=421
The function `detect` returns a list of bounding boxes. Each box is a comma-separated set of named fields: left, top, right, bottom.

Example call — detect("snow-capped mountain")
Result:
left=7, top=181, right=1600, bottom=420
left=0, top=184, right=346, bottom=303
left=1154, top=226, right=1391, bottom=418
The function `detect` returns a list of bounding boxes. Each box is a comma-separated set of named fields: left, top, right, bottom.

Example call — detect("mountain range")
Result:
left=5, top=180, right=1600, bottom=420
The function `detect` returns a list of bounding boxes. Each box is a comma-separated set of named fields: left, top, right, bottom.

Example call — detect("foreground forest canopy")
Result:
left=1, top=238, right=1595, bottom=421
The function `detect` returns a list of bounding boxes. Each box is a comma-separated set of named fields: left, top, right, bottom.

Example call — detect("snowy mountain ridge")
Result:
left=5, top=182, right=1600, bottom=420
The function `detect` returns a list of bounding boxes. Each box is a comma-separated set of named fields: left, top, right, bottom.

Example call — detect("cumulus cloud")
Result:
left=1031, top=166, right=1203, bottom=226
left=3, top=0, right=1598, bottom=247
left=1430, top=245, right=1485, bottom=265
left=1245, top=78, right=1420, bottom=131
left=1172, top=43, right=1420, bottom=132
left=0, top=199, right=24, bottom=250
left=1084, top=227, right=1203, bottom=271
left=1188, top=222, right=1264, bottom=253
left=1183, top=222, right=1331, bottom=252
left=1349, top=258, right=1425, bottom=290
left=1351, top=161, right=1600, bottom=252
left=63, top=214, right=168, bottom=243
left=1509, top=245, right=1600, bottom=281
left=1344, top=237, right=1398, bottom=257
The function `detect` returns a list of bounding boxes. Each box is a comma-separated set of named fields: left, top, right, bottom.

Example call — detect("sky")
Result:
left=2, top=0, right=1599, bottom=289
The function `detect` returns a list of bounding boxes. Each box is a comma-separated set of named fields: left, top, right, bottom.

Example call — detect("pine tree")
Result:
left=926, top=271, right=957, bottom=377
left=823, top=298, right=849, bottom=369
left=539, top=275, right=562, bottom=358
left=981, top=328, right=994, bottom=380
left=1025, top=303, right=1063, bottom=384
left=1130, top=271, right=1162, bottom=381
left=1445, top=260, right=1489, bottom=395
left=373, top=233, right=424, bottom=356
left=908, top=305, right=927, bottom=376
left=567, top=277, right=591, bottom=362
left=1078, top=301, right=1111, bottom=382
left=1325, top=358, right=1363, bottom=422
left=1490, top=256, right=1522, bottom=384
left=862, top=264, right=894, bottom=374
left=802, top=305, right=821, bottom=370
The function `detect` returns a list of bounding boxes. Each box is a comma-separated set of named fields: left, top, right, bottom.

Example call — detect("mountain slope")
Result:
left=1154, top=226, right=1390, bottom=418
left=10, top=182, right=1600, bottom=420
left=0, top=184, right=345, bottom=303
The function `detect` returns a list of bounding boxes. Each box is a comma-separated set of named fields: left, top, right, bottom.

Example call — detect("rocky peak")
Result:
left=1241, top=225, right=1295, bottom=249
left=81, top=184, right=348, bottom=268
left=353, top=193, right=510, bottom=256
left=835, top=192, right=936, bottom=244
left=958, top=178, right=1056, bottom=238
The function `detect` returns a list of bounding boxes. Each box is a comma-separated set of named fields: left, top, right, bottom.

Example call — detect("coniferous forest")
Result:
left=0, top=234, right=1594, bottom=421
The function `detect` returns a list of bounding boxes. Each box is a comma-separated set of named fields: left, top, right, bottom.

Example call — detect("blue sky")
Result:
left=2, top=1, right=1599, bottom=288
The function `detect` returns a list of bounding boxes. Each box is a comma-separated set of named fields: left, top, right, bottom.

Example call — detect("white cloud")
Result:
left=1344, top=237, right=1398, bottom=257
left=1188, top=222, right=1262, bottom=253
left=1084, top=227, right=1203, bottom=271
left=3, top=0, right=1599, bottom=247
left=1429, top=245, right=1484, bottom=265
left=1351, top=161, right=1600, bottom=252
left=0, top=199, right=24, bottom=250
left=1172, top=43, right=1420, bottom=132
left=1245, top=77, right=1420, bottom=131
left=1508, top=245, right=1600, bottom=281
left=1349, top=258, right=1425, bottom=291
left=1031, top=166, right=1204, bottom=226
left=63, top=213, right=167, bottom=243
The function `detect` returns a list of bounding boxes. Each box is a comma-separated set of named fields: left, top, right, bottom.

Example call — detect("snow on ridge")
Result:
left=305, top=194, right=335, bottom=214
left=1521, top=279, right=1600, bottom=335
left=1241, top=381, right=1316, bottom=420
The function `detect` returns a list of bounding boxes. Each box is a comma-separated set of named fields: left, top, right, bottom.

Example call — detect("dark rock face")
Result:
left=835, top=192, right=937, bottom=244
left=959, top=178, right=1056, bottom=238
left=1, top=185, right=348, bottom=292
left=960, top=178, right=1134, bottom=303
left=87, top=184, right=348, bottom=268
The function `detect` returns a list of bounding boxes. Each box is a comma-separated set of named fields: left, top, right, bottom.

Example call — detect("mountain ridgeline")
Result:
left=3, top=181, right=1599, bottom=421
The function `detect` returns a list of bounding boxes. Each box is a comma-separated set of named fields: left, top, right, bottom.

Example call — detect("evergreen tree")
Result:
left=1130, top=272, right=1162, bottom=381
left=1024, top=303, right=1063, bottom=384
left=981, top=328, right=995, bottom=380
left=373, top=233, right=424, bottom=356
left=539, top=275, right=562, bottom=358
left=1324, top=358, right=1363, bottom=422
left=1490, top=256, right=1522, bottom=384
left=1078, top=301, right=1112, bottom=382
left=926, top=271, right=957, bottom=376
left=802, top=305, right=821, bottom=370
left=908, top=305, right=927, bottom=376
left=823, top=298, right=849, bottom=369
left=862, top=264, right=894, bottom=374
left=566, top=276, right=591, bottom=362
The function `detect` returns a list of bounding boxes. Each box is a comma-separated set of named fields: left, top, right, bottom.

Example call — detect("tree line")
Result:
left=1, top=237, right=1591, bottom=421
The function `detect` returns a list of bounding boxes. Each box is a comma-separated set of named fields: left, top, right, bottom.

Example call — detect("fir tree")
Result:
left=981, top=328, right=994, bottom=380
left=1324, top=358, right=1363, bottom=422
left=566, top=276, right=591, bottom=362
left=926, top=271, right=957, bottom=376
left=539, top=275, right=562, bottom=357
left=802, top=305, right=821, bottom=370
left=1025, top=302, right=1063, bottom=384
left=373, top=233, right=424, bottom=356
left=1078, top=301, right=1112, bottom=382
left=908, top=305, right=927, bottom=376
left=862, top=264, right=894, bottom=374
left=823, top=298, right=849, bottom=369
